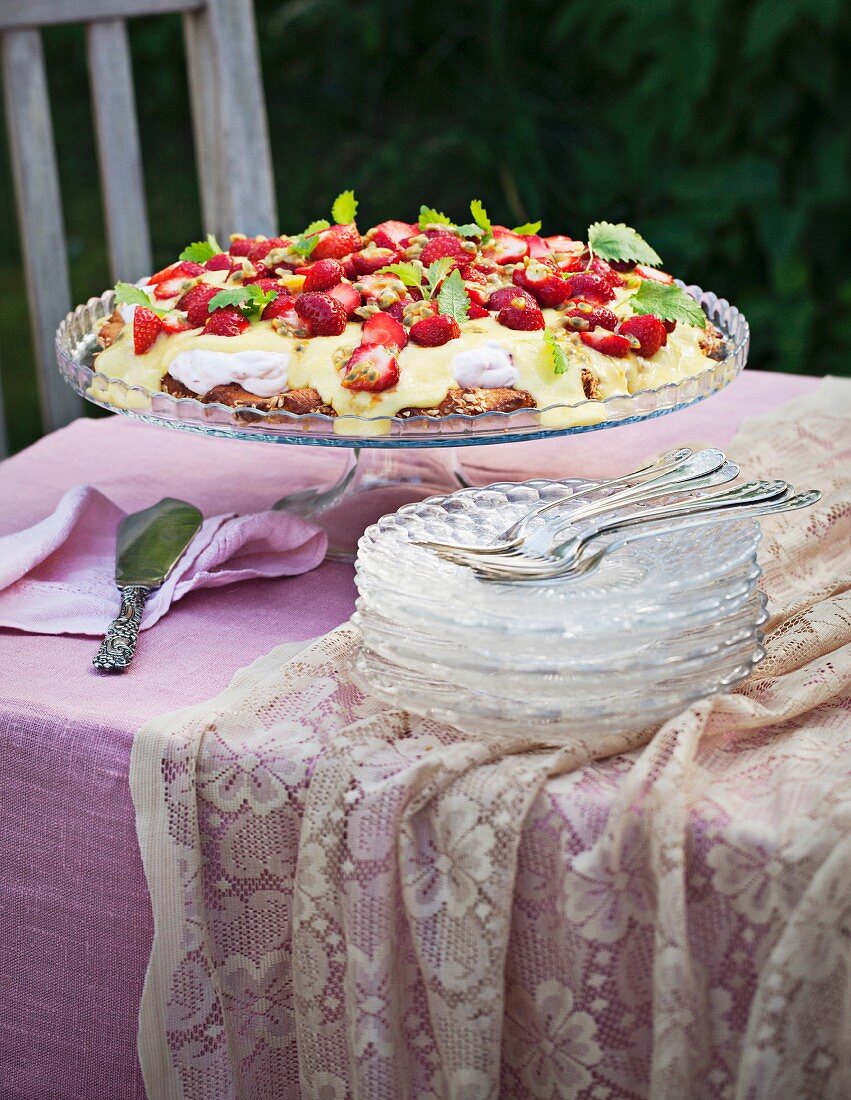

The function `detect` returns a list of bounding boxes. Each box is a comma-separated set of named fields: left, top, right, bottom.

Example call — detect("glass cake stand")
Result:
left=56, top=285, right=749, bottom=558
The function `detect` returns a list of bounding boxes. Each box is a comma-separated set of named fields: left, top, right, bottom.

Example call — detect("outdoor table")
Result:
left=0, top=370, right=820, bottom=1098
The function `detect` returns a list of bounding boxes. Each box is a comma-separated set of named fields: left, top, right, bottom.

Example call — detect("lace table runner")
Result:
left=131, top=378, right=851, bottom=1100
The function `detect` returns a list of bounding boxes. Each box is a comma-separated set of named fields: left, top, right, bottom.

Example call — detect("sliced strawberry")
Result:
left=580, top=330, right=630, bottom=357
left=588, top=257, right=624, bottom=287
left=326, top=281, right=361, bottom=317
left=563, top=306, right=619, bottom=332
left=228, top=237, right=257, bottom=257
left=361, top=312, right=408, bottom=350
left=497, top=296, right=546, bottom=331
left=372, top=220, right=417, bottom=249
left=420, top=234, right=470, bottom=267
left=512, top=258, right=571, bottom=308
left=467, top=302, right=489, bottom=319
left=294, top=291, right=348, bottom=336
left=262, top=295, right=299, bottom=324
left=488, top=286, right=537, bottom=312
left=635, top=265, right=674, bottom=284
left=247, top=237, right=289, bottom=264
left=205, top=252, right=234, bottom=271
left=133, top=307, right=163, bottom=354
left=522, top=234, right=551, bottom=259
left=482, top=230, right=528, bottom=265
left=148, top=260, right=204, bottom=285
left=160, top=312, right=194, bottom=334
left=564, top=273, right=616, bottom=304
left=178, top=283, right=221, bottom=326
left=618, top=314, right=667, bottom=357
left=341, top=344, right=400, bottom=392
left=153, top=276, right=193, bottom=301
left=351, top=246, right=398, bottom=276
left=464, top=282, right=490, bottom=307
left=409, top=314, right=461, bottom=347
left=312, top=224, right=363, bottom=260
left=204, top=305, right=249, bottom=337
left=301, top=258, right=345, bottom=292
left=354, top=273, right=411, bottom=304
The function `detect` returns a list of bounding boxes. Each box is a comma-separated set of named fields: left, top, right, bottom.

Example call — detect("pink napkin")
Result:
left=0, top=485, right=327, bottom=635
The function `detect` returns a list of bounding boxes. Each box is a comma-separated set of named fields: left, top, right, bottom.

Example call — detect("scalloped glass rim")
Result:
left=56, top=284, right=749, bottom=449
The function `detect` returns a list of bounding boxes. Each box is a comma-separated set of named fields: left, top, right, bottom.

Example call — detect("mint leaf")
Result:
left=290, top=232, right=321, bottom=258
left=628, top=280, right=706, bottom=327
left=544, top=328, right=571, bottom=375
left=208, top=287, right=250, bottom=313
left=512, top=220, right=542, bottom=235
left=425, top=257, right=454, bottom=296
left=587, top=221, right=662, bottom=266
left=331, top=190, right=358, bottom=224
left=115, top=281, right=155, bottom=309
left=302, top=219, right=330, bottom=235
left=437, top=268, right=470, bottom=323
left=178, top=234, right=222, bottom=263
left=470, top=199, right=493, bottom=245
left=376, top=261, right=424, bottom=290
left=455, top=223, right=484, bottom=238
left=419, top=204, right=453, bottom=229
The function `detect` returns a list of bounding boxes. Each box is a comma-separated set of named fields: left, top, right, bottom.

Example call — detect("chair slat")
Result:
left=199, top=0, right=277, bottom=240
left=1, top=29, right=81, bottom=433
left=86, top=19, right=152, bottom=282
left=0, top=1, right=203, bottom=32
left=182, top=9, right=220, bottom=238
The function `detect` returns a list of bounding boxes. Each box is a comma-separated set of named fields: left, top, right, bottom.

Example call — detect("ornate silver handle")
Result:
left=92, top=585, right=151, bottom=671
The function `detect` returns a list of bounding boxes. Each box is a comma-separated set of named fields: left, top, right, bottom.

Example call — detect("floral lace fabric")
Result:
left=131, top=379, right=851, bottom=1100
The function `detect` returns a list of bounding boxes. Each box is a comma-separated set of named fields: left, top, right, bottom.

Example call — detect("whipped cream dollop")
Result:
left=451, top=340, right=519, bottom=389
left=169, top=348, right=290, bottom=397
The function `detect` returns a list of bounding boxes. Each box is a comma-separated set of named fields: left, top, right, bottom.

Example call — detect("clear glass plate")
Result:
left=56, top=283, right=748, bottom=449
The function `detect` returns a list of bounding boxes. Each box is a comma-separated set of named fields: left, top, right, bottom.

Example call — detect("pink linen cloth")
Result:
left=0, top=484, right=327, bottom=635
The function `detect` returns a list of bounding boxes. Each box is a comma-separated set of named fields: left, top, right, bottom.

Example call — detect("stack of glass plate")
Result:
left=348, top=478, right=767, bottom=738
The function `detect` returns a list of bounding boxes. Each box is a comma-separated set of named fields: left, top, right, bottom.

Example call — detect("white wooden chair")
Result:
left=0, top=0, right=277, bottom=456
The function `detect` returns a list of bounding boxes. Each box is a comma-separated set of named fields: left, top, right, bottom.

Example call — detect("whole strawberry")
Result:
left=205, top=252, right=234, bottom=271
left=419, top=234, right=471, bottom=267
left=488, top=286, right=537, bottom=312
left=497, top=296, right=546, bottom=331
left=295, top=291, right=348, bottom=336
left=409, top=314, right=461, bottom=347
left=618, top=314, right=667, bottom=357
left=228, top=237, right=257, bottom=257
left=312, top=224, right=363, bottom=260
left=351, top=246, right=398, bottom=276
left=133, top=307, right=163, bottom=354
left=301, top=259, right=344, bottom=292
left=248, top=237, right=289, bottom=264
left=563, top=306, right=619, bottom=332
left=178, top=283, right=221, bottom=326
left=512, top=258, right=571, bottom=308
left=341, top=344, right=400, bottom=392
left=204, top=305, right=249, bottom=337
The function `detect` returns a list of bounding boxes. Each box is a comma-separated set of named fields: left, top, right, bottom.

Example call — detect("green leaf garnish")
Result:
left=115, top=282, right=155, bottom=309
left=424, top=257, right=454, bottom=299
left=208, top=284, right=278, bottom=319
left=454, top=222, right=484, bottom=238
left=331, top=190, right=358, bottom=224
left=418, top=204, right=453, bottom=229
left=437, top=268, right=470, bottom=323
left=587, top=221, right=662, bottom=266
left=544, top=328, right=571, bottom=375
left=376, top=261, right=424, bottom=290
left=302, top=219, right=330, bottom=235
left=290, top=232, right=321, bottom=258
left=178, top=233, right=222, bottom=263
left=627, top=280, right=706, bottom=327
left=470, top=199, right=493, bottom=245
left=512, top=220, right=542, bottom=235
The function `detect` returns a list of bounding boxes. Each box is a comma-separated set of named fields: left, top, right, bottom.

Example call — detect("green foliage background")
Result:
left=0, top=0, right=848, bottom=452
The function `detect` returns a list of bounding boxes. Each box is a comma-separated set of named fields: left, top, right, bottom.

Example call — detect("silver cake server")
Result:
left=93, top=497, right=203, bottom=672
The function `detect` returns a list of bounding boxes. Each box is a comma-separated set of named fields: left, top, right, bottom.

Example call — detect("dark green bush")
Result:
left=0, top=0, right=848, bottom=451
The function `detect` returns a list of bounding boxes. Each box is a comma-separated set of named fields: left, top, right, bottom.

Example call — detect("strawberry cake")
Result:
left=93, top=193, right=728, bottom=429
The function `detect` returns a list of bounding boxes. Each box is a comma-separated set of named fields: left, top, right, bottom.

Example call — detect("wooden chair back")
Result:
left=0, top=0, right=277, bottom=455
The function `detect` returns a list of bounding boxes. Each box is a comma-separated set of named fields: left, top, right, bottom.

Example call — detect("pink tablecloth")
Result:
left=0, top=371, right=817, bottom=1099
